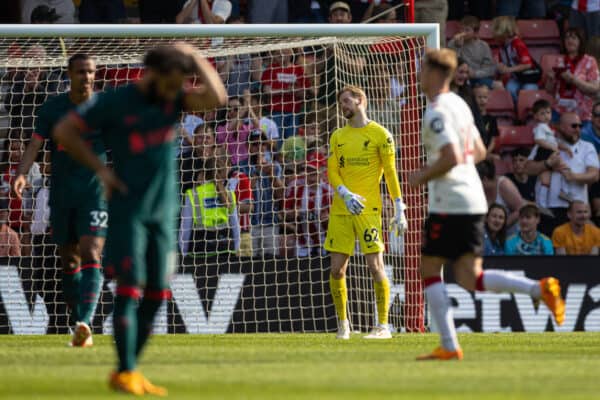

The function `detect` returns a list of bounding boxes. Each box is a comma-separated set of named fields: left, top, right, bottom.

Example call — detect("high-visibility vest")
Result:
left=186, top=182, right=236, bottom=229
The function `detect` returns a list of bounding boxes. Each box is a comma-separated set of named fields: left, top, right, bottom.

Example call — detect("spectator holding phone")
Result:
left=544, top=28, right=600, bottom=126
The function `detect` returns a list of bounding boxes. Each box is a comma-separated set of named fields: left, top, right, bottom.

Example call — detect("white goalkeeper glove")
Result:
left=389, top=198, right=408, bottom=236
left=337, top=185, right=366, bottom=215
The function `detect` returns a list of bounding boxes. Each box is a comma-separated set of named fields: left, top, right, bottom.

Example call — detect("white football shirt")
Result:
left=422, top=91, right=488, bottom=214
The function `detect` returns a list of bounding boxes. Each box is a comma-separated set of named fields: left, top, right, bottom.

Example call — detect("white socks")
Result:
left=480, top=270, right=541, bottom=299
left=425, top=280, right=459, bottom=351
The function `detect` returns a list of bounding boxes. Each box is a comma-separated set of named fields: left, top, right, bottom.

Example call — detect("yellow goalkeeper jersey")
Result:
left=328, top=120, right=402, bottom=216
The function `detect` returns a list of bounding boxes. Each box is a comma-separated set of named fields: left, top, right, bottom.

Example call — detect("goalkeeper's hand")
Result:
left=389, top=198, right=408, bottom=236
left=337, top=185, right=366, bottom=215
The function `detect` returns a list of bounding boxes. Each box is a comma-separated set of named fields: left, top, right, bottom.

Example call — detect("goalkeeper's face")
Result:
left=339, top=92, right=362, bottom=120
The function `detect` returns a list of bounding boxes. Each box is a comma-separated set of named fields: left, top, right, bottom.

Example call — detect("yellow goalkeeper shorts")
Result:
left=324, top=214, right=384, bottom=256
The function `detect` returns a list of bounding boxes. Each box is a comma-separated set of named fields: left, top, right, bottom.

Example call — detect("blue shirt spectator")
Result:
left=581, top=102, right=600, bottom=153
left=504, top=203, right=554, bottom=255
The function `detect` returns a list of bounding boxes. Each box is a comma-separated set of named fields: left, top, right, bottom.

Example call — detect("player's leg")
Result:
left=417, top=214, right=462, bottom=360
left=58, top=242, right=82, bottom=324
left=363, top=252, right=392, bottom=339
left=133, top=221, right=172, bottom=396
left=358, top=215, right=391, bottom=338
left=324, top=215, right=354, bottom=339
left=107, top=217, right=146, bottom=395
left=461, top=256, right=565, bottom=325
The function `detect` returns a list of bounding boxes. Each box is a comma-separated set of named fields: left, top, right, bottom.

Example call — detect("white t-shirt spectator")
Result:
left=533, top=122, right=557, bottom=147
left=259, top=117, right=279, bottom=141
left=529, top=139, right=600, bottom=207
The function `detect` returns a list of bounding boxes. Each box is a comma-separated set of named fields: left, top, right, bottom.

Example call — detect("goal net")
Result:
left=0, top=24, right=435, bottom=335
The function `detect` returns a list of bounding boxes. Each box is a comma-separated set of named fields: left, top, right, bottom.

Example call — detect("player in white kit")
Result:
left=409, top=49, right=565, bottom=361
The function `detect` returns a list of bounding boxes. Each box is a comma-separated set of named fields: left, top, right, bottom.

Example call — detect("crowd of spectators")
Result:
left=0, top=0, right=599, bottom=259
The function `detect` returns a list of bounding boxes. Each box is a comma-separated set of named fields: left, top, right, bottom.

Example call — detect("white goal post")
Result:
left=0, top=23, right=438, bottom=335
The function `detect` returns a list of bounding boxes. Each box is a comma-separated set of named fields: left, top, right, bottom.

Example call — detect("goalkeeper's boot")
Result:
left=336, top=319, right=350, bottom=340
left=540, top=277, right=565, bottom=326
left=363, top=324, right=392, bottom=339
left=138, top=372, right=168, bottom=396
left=109, top=370, right=145, bottom=396
left=416, top=346, right=464, bottom=361
left=70, top=321, right=93, bottom=348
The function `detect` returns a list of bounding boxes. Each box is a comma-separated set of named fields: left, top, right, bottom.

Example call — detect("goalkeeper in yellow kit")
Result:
left=325, top=85, right=407, bottom=339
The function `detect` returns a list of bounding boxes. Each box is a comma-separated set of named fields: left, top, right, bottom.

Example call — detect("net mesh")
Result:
left=0, top=32, right=427, bottom=334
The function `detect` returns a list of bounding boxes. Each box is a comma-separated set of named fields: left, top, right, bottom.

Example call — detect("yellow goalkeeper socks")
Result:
left=374, top=278, right=390, bottom=325
left=329, top=275, right=348, bottom=321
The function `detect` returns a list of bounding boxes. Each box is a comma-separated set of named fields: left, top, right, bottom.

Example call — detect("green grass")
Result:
left=0, top=333, right=598, bottom=399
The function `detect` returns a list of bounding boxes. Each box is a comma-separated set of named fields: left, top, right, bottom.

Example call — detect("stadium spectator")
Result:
left=0, top=197, right=21, bottom=257
left=178, top=112, right=204, bottom=157
left=526, top=112, right=600, bottom=234
left=451, top=59, right=487, bottom=148
left=477, top=159, right=525, bottom=229
left=493, top=16, right=540, bottom=103
left=180, top=123, right=216, bottom=194
left=582, top=101, right=600, bottom=152
left=505, top=203, right=554, bottom=255
left=496, top=0, right=546, bottom=19
left=179, top=156, right=240, bottom=257
left=227, top=163, right=254, bottom=258
left=366, top=64, right=402, bottom=136
left=505, top=147, right=537, bottom=202
left=282, top=159, right=331, bottom=257
left=288, top=0, right=326, bottom=23
left=281, top=112, right=325, bottom=170
left=3, top=46, right=64, bottom=138
left=328, top=1, right=352, bottom=24
left=448, top=16, right=497, bottom=89
left=248, top=0, right=287, bottom=23
left=247, top=130, right=284, bottom=257
left=483, top=203, right=508, bottom=256
left=261, top=48, right=313, bottom=138
left=22, top=1, right=75, bottom=23
left=216, top=96, right=252, bottom=170
left=176, top=0, right=231, bottom=24
left=29, top=4, right=61, bottom=23
left=569, top=0, right=600, bottom=38
left=216, top=43, right=262, bottom=97
left=447, top=0, right=493, bottom=20
left=78, top=0, right=127, bottom=23
left=243, top=90, right=279, bottom=152
left=544, top=28, right=600, bottom=125
left=531, top=99, right=573, bottom=208
left=139, top=0, right=186, bottom=23
left=473, top=83, right=499, bottom=157
left=552, top=200, right=600, bottom=255
left=362, top=2, right=397, bottom=23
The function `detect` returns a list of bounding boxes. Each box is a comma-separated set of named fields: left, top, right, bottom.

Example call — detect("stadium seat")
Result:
left=497, top=125, right=535, bottom=149
left=486, top=89, right=516, bottom=121
left=529, top=45, right=561, bottom=65
left=446, top=20, right=461, bottom=43
left=478, top=20, right=496, bottom=45
left=517, top=19, right=561, bottom=47
left=517, top=90, right=555, bottom=122
left=540, top=53, right=564, bottom=78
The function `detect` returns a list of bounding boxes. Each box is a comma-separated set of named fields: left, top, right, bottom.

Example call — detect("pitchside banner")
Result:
left=0, top=255, right=598, bottom=334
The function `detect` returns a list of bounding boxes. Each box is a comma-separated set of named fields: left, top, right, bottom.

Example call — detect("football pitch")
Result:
left=1, top=333, right=598, bottom=399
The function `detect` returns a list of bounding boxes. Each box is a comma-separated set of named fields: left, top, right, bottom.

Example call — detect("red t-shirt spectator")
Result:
left=501, top=36, right=534, bottom=68
left=228, top=169, right=253, bottom=232
left=261, top=63, right=310, bottom=113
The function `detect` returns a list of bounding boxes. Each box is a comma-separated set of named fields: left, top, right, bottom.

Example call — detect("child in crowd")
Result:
left=505, top=203, right=554, bottom=255
left=531, top=99, right=572, bottom=207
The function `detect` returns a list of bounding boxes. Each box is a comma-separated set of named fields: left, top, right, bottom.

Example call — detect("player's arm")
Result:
left=13, top=135, right=43, bottom=199
left=327, top=132, right=365, bottom=215
left=473, top=133, right=487, bottom=163
left=176, top=44, right=227, bottom=112
left=380, top=130, right=407, bottom=235
left=53, top=107, right=126, bottom=198
left=410, top=142, right=461, bottom=187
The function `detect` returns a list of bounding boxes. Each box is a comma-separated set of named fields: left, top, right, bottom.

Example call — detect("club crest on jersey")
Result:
left=430, top=118, right=444, bottom=134
left=363, top=140, right=370, bottom=150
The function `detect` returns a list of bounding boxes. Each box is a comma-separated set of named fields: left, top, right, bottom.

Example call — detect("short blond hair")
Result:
left=423, top=48, right=458, bottom=79
left=338, top=85, right=367, bottom=103
left=492, top=16, right=517, bottom=39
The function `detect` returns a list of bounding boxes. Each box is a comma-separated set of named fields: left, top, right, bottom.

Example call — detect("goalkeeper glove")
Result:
left=389, top=198, right=408, bottom=236
left=337, top=185, right=366, bottom=215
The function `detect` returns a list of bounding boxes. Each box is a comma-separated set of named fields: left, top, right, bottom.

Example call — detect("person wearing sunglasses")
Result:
left=526, top=112, right=600, bottom=235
